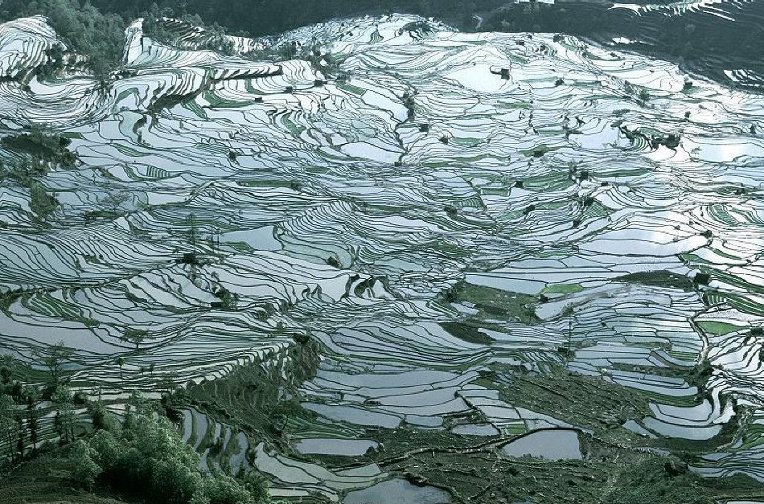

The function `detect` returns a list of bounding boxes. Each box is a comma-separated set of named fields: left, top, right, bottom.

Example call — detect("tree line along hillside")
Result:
left=87, top=0, right=507, bottom=36
left=0, top=0, right=506, bottom=78
left=3, top=0, right=759, bottom=90
left=0, top=0, right=126, bottom=77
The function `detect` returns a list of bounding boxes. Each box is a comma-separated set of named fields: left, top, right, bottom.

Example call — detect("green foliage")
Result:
left=0, top=362, right=29, bottom=406
left=38, top=42, right=66, bottom=77
left=400, top=19, right=435, bottom=35
left=29, top=181, right=59, bottom=220
left=193, top=475, right=257, bottom=504
left=27, top=404, right=39, bottom=451
left=143, top=15, right=234, bottom=55
left=688, top=358, right=714, bottom=389
left=0, top=130, right=72, bottom=224
left=87, top=400, right=117, bottom=432
left=1, top=129, right=77, bottom=167
left=85, top=0, right=508, bottom=39
left=121, top=328, right=148, bottom=349
left=32, top=341, right=73, bottom=388
left=242, top=471, right=269, bottom=502
left=52, top=386, right=77, bottom=444
left=211, top=286, right=237, bottom=311
left=0, top=0, right=127, bottom=77
left=75, top=411, right=268, bottom=504
left=0, top=394, right=18, bottom=462
left=0, top=158, right=49, bottom=187
left=402, top=91, right=416, bottom=120
left=70, top=439, right=100, bottom=490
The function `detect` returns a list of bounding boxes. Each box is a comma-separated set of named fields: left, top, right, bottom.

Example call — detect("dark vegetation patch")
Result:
left=617, top=270, right=695, bottom=292
left=0, top=0, right=126, bottom=77
left=0, top=129, right=73, bottom=221
left=148, top=91, right=202, bottom=114
left=496, top=367, right=652, bottom=443
left=70, top=407, right=268, bottom=504
left=0, top=351, right=275, bottom=504
left=616, top=124, right=681, bottom=151
left=1, top=129, right=77, bottom=167
left=444, top=280, right=540, bottom=325
left=0, top=341, right=280, bottom=503
left=173, top=337, right=320, bottom=451
left=0, top=158, right=49, bottom=186
left=29, top=181, right=59, bottom=220
left=441, top=321, right=495, bottom=345
left=0, top=448, right=132, bottom=504
left=86, top=0, right=509, bottom=38
left=374, top=431, right=761, bottom=504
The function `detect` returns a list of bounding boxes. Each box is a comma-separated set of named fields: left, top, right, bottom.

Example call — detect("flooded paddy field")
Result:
left=478, top=0, right=764, bottom=92
left=2, top=12, right=764, bottom=503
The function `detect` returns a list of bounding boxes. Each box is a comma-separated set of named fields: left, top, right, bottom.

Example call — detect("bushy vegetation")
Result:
left=0, top=0, right=127, bottom=77
left=0, top=129, right=77, bottom=221
left=71, top=405, right=268, bottom=504
left=0, top=357, right=46, bottom=466
left=1, top=129, right=77, bottom=168
left=0, top=352, right=272, bottom=504
left=0, top=129, right=77, bottom=197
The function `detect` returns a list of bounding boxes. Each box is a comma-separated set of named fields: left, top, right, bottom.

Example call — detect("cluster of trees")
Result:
left=142, top=13, right=235, bottom=55
left=0, top=347, right=88, bottom=467
left=0, top=356, right=51, bottom=466
left=0, top=0, right=507, bottom=84
left=86, top=0, right=507, bottom=37
left=1, top=0, right=762, bottom=90
left=478, top=1, right=764, bottom=91
left=0, top=0, right=501, bottom=80
left=0, top=348, right=272, bottom=504
left=0, top=0, right=126, bottom=77
left=70, top=400, right=268, bottom=504
left=0, top=128, right=80, bottom=221
left=0, top=386, right=37, bottom=465
left=28, top=181, right=59, bottom=220
left=1, top=129, right=77, bottom=168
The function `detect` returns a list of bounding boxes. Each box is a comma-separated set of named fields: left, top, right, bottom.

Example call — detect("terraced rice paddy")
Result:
left=2, top=12, right=764, bottom=502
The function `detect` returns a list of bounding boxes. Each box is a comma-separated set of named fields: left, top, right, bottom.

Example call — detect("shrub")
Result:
left=87, top=400, right=117, bottom=432
left=195, top=475, right=255, bottom=504
left=70, top=439, right=101, bottom=490
left=81, top=411, right=267, bottom=503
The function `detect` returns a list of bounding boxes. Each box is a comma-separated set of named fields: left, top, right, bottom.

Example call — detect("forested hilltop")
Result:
left=0, top=0, right=503, bottom=77
left=1, top=0, right=762, bottom=89
left=80, top=0, right=506, bottom=36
